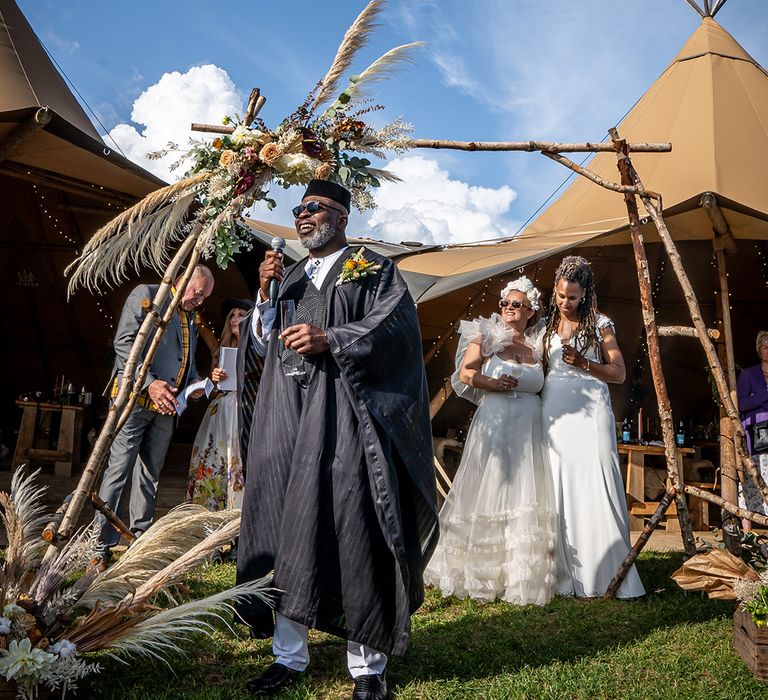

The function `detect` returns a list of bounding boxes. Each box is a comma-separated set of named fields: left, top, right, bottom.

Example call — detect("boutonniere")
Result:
left=335, top=247, right=382, bottom=286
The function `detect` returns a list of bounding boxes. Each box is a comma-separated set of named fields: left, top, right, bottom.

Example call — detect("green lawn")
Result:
left=80, top=552, right=768, bottom=699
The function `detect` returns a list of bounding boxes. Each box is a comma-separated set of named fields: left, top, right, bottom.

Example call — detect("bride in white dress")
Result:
left=541, top=256, right=644, bottom=598
left=425, top=277, right=557, bottom=605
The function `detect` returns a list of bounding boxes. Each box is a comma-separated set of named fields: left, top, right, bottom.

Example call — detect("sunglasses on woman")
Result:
left=292, top=201, right=347, bottom=218
left=499, top=299, right=531, bottom=310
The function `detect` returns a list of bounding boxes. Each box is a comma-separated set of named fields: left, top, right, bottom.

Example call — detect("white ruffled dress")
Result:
left=425, top=314, right=557, bottom=605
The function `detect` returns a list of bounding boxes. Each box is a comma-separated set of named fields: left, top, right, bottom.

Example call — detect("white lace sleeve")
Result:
left=524, top=318, right=547, bottom=360
left=451, top=319, right=486, bottom=405
left=596, top=313, right=615, bottom=342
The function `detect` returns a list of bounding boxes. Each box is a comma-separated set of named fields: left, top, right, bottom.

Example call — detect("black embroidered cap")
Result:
left=303, top=179, right=351, bottom=212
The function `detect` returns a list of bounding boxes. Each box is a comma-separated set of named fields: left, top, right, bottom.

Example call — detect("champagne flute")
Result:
left=508, top=353, right=524, bottom=399
left=279, top=300, right=307, bottom=378
left=560, top=319, right=573, bottom=347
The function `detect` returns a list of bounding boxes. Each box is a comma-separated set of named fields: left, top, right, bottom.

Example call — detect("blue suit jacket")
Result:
left=104, top=284, right=200, bottom=395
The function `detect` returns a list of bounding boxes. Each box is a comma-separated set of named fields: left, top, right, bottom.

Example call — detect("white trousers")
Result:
left=273, top=613, right=387, bottom=678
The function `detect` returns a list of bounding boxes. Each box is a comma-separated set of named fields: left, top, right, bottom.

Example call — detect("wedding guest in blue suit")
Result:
left=737, top=330, right=768, bottom=529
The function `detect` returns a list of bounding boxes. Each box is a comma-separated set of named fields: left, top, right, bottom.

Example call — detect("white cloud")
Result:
left=365, top=155, right=517, bottom=245
left=46, top=31, right=79, bottom=54
left=105, top=64, right=242, bottom=182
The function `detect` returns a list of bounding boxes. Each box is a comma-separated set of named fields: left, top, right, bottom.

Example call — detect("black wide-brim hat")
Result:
left=303, top=179, right=351, bottom=212
left=221, top=298, right=255, bottom=318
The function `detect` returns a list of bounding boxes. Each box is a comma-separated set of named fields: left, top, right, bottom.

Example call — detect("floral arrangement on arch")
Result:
left=65, top=0, right=420, bottom=291
left=0, top=470, right=269, bottom=699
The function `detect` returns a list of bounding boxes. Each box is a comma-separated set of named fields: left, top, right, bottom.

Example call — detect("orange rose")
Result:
left=315, top=162, right=333, bottom=180
left=219, top=150, right=236, bottom=167
left=212, top=137, right=223, bottom=149
left=259, top=142, right=283, bottom=166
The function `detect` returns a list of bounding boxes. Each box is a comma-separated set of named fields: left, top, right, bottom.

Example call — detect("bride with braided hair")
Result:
left=542, top=256, right=644, bottom=598
left=425, top=275, right=557, bottom=605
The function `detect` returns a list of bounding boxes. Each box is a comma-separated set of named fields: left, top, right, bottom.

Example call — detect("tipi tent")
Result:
left=0, top=0, right=165, bottom=446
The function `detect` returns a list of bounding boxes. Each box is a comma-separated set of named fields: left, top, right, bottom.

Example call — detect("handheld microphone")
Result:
left=268, top=236, right=286, bottom=308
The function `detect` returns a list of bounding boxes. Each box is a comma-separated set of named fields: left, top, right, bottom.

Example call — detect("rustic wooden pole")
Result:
left=704, top=194, right=741, bottom=550
left=188, top=125, right=674, bottom=153
left=605, top=488, right=676, bottom=599
left=611, top=130, right=697, bottom=558
left=429, top=378, right=454, bottom=420
left=701, top=193, right=737, bottom=253
left=541, top=151, right=654, bottom=197
left=90, top=492, right=136, bottom=544
left=684, top=485, right=768, bottom=527
left=0, top=107, right=52, bottom=164
left=658, top=326, right=720, bottom=339
left=630, top=177, right=768, bottom=508
left=46, top=231, right=203, bottom=552
left=409, top=139, right=672, bottom=153
left=41, top=494, right=73, bottom=543
left=713, top=237, right=741, bottom=552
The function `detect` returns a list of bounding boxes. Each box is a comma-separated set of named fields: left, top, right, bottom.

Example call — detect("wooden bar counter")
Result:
left=618, top=443, right=694, bottom=531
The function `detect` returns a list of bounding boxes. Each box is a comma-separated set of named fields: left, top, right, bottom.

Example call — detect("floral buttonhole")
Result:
left=336, top=247, right=382, bottom=286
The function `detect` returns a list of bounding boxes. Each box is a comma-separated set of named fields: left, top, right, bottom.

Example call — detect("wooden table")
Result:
left=12, top=401, right=83, bottom=477
left=618, top=443, right=694, bottom=531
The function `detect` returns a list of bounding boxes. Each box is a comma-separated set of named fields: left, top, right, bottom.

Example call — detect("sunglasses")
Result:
left=499, top=299, right=531, bottom=310
left=292, top=201, right=347, bottom=218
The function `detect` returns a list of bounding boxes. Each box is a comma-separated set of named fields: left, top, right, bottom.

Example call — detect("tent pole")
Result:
left=610, top=131, right=697, bottom=566
left=626, top=169, right=768, bottom=512
left=713, top=234, right=741, bottom=553
left=0, top=107, right=51, bottom=164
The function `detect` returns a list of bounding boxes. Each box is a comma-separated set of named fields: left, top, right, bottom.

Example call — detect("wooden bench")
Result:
left=12, top=401, right=83, bottom=477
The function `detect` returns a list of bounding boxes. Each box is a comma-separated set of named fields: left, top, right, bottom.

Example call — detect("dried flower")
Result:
left=49, top=640, right=76, bottom=659
left=233, top=171, right=256, bottom=196
left=212, top=138, right=223, bottom=149
left=315, top=162, right=333, bottom=180
left=259, top=142, right=283, bottom=166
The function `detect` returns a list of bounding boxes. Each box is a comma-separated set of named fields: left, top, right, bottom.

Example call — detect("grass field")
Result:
left=79, top=552, right=768, bottom=699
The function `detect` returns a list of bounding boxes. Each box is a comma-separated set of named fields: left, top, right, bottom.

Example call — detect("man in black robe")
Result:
left=236, top=180, right=437, bottom=700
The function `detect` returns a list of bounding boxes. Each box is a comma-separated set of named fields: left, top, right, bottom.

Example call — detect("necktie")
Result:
left=307, top=258, right=322, bottom=285
left=239, top=334, right=262, bottom=467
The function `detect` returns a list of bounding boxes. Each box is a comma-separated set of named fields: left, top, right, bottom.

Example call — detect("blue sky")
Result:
left=17, top=0, right=768, bottom=243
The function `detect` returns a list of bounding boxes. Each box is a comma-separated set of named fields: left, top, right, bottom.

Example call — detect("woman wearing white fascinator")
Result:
left=424, top=276, right=557, bottom=605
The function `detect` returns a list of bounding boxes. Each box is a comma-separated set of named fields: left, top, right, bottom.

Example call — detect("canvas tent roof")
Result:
left=412, top=15, right=768, bottom=435
left=522, top=16, right=768, bottom=246
left=0, top=0, right=169, bottom=447
left=0, top=0, right=164, bottom=198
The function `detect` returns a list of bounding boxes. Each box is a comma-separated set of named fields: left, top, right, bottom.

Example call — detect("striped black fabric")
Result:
left=239, top=333, right=262, bottom=465
left=236, top=248, right=438, bottom=657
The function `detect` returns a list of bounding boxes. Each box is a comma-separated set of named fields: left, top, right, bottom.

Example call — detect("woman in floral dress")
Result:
left=185, top=299, right=252, bottom=510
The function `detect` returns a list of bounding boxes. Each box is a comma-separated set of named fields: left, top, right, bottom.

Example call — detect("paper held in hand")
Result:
left=175, top=377, right=214, bottom=415
left=217, top=347, right=237, bottom=391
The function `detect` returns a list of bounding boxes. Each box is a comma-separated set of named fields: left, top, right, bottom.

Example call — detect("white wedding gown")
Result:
left=425, top=355, right=557, bottom=605
left=542, top=318, right=645, bottom=598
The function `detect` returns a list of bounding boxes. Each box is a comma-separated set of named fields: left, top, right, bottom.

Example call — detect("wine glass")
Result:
left=560, top=319, right=573, bottom=347
left=279, top=300, right=307, bottom=378
left=507, top=354, right=524, bottom=399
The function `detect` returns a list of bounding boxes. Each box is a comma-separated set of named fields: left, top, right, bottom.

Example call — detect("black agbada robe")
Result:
left=235, top=246, right=438, bottom=656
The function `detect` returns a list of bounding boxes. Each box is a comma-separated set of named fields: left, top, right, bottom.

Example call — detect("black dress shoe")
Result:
left=245, top=662, right=301, bottom=695
left=351, top=673, right=387, bottom=700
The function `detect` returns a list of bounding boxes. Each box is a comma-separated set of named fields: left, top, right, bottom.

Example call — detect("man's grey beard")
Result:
left=300, top=222, right=336, bottom=250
